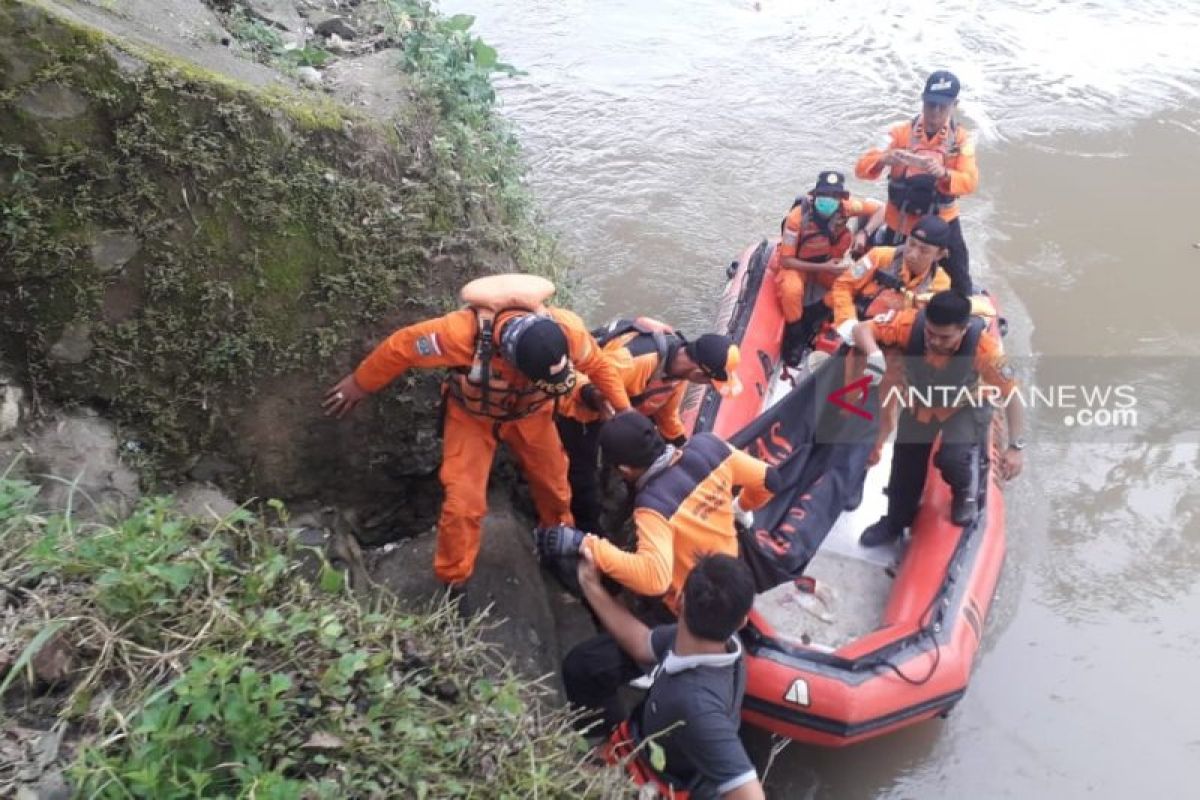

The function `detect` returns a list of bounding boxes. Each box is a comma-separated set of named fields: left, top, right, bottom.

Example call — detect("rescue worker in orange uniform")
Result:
left=544, top=413, right=779, bottom=732
left=828, top=214, right=954, bottom=329
left=855, top=70, right=979, bottom=294
left=556, top=319, right=742, bottom=535
left=830, top=215, right=955, bottom=471
left=852, top=291, right=1025, bottom=547
left=323, top=275, right=631, bottom=594
left=772, top=171, right=883, bottom=366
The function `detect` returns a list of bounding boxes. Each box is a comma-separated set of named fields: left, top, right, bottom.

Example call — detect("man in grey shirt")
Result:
left=575, top=550, right=765, bottom=799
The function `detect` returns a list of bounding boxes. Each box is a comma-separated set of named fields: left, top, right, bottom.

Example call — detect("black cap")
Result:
left=922, top=70, right=960, bottom=105
left=686, top=334, right=735, bottom=380
left=925, top=291, right=972, bottom=326
left=909, top=215, right=951, bottom=248
left=811, top=170, right=849, bottom=197
left=599, top=413, right=666, bottom=469
left=506, top=315, right=570, bottom=382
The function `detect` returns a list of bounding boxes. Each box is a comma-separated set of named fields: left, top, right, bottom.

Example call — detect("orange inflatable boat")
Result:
left=684, top=239, right=1008, bottom=747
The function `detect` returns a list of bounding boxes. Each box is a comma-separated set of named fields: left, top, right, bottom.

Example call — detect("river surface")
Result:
left=441, top=1, right=1200, bottom=796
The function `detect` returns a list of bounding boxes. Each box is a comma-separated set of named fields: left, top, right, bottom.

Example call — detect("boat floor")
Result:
left=754, top=361, right=908, bottom=651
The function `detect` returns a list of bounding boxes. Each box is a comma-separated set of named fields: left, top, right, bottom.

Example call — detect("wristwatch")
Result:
left=1007, top=437, right=1026, bottom=451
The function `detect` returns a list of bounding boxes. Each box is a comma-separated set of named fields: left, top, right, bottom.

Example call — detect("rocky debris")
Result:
left=29, top=631, right=74, bottom=685
left=369, top=491, right=596, bottom=690
left=89, top=230, right=140, bottom=273
left=243, top=0, right=306, bottom=47
left=296, top=65, right=322, bottom=86
left=1, top=373, right=26, bottom=438
left=15, top=83, right=89, bottom=120
left=173, top=483, right=239, bottom=521
left=27, top=413, right=141, bottom=519
left=0, top=726, right=70, bottom=800
left=313, top=14, right=356, bottom=40
left=46, top=322, right=93, bottom=365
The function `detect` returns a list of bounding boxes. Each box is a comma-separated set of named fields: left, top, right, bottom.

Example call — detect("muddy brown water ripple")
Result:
left=444, top=1, right=1200, bottom=796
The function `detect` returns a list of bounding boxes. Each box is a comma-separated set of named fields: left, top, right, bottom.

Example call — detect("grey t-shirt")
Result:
left=639, top=625, right=757, bottom=797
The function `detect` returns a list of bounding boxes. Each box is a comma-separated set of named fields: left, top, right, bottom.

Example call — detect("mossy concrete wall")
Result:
left=0, top=0, right=554, bottom=540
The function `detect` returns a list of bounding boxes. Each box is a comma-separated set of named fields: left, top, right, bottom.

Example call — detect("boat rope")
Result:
left=760, top=733, right=794, bottom=784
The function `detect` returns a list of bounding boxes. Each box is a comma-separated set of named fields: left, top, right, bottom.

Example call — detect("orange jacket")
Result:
left=868, top=308, right=1015, bottom=423
left=353, top=307, right=631, bottom=418
left=560, top=330, right=688, bottom=440
left=828, top=247, right=952, bottom=326
left=588, top=434, right=777, bottom=614
left=770, top=195, right=882, bottom=287
left=855, top=115, right=978, bottom=233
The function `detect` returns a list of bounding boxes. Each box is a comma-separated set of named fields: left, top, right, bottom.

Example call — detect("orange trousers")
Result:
left=435, top=399, right=573, bottom=585
left=774, top=268, right=807, bottom=323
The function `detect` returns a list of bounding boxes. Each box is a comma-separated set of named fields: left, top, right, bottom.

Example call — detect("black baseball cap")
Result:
left=922, top=70, right=960, bottom=105
left=811, top=170, right=849, bottom=197
left=910, top=215, right=951, bottom=248
left=599, top=412, right=666, bottom=469
left=506, top=315, right=571, bottom=382
left=685, top=334, right=743, bottom=397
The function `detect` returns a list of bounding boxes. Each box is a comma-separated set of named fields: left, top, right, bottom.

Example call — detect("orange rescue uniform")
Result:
left=559, top=329, right=688, bottom=442
left=866, top=308, right=1016, bottom=423
left=771, top=195, right=882, bottom=323
left=586, top=433, right=777, bottom=614
left=827, top=246, right=953, bottom=327
left=354, top=307, right=631, bottom=585
left=855, top=116, right=978, bottom=235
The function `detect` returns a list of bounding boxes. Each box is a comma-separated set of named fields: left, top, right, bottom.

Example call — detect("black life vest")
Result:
left=904, top=309, right=985, bottom=407
left=592, top=318, right=685, bottom=408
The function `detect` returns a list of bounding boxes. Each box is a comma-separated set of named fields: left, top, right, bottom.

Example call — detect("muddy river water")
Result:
left=442, top=1, right=1200, bottom=795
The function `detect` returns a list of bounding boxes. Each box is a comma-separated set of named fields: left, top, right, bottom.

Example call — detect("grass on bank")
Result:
left=0, top=477, right=630, bottom=798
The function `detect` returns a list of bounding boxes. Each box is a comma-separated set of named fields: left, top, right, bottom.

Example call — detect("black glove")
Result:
left=533, top=524, right=586, bottom=559
left=667, top=435, right=687, bottom=447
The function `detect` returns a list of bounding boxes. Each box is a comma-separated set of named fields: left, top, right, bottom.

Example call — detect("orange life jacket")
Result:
left=445, top=274, right=560, bottom=421
left=592, top=317, right=684, bottom=415
left=886, top=114, right=962, bottom=221
left=861, top=247, right=942, bottom=318
left=780, top=197, right=854, bottom=263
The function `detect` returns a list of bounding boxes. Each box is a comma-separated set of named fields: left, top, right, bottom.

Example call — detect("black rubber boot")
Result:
left=951, top=492, right=979, bottom=528
left=781, top=321, right=807, bottom=368
left=859, top=516, right=903, bottom=548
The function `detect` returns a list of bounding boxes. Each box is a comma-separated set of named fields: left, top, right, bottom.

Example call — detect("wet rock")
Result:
left=47, top=322, right=93, bottom=365
left=89, top=230, right=140, bottom=273
left=314, top=15, right=358, bottom=40
left=16, top=83, right=88, bottom=120
left=173, top=483, right=239, bottom=521
left=28, top=413, right=141, bottom=518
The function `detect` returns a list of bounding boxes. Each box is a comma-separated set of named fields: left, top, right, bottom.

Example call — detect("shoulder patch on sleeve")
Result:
left=872, top=309, right=897, bottom=324
left=415, top=333, right=442, bottom=358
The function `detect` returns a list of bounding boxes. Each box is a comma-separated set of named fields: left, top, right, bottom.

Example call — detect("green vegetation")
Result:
left=0, top=0, right=565, bottom=484
left=0, top=478, right=628, bottom=797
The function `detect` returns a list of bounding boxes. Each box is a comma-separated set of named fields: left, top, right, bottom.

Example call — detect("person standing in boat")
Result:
left=556, top=320, right=742, bottom=536
left=855, top=70, right=979, bottom=294
left=539, top=412, right=778, bottom=727
left=771, top=171, right=883, bottom=366
left=577, top=553, right=766, bottom=799
left=852, top=291, right=1025, bottom=546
